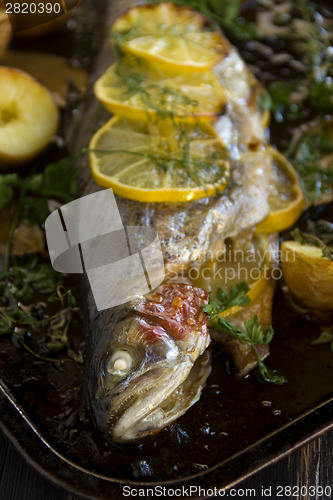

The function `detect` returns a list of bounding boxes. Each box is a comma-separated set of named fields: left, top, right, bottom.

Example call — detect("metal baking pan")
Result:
left=0, top=376, right=333, bottom=500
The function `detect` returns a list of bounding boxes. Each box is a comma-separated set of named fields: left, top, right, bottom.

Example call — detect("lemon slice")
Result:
left=255, top=147, right=304, bottom=234
left=0, top=67, right=59, bottom=165
left=94, top=56, right=225, bottom=123
left=89, top=116, right=230, bottom=203
left=111, top=3, right=229, bottom=71
left=281, top=240, right=333, bottom=312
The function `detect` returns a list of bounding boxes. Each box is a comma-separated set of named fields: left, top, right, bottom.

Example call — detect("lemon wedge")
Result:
left=256, top=147, right=304, bottom=234
left=111, top=2, right=229, bottom=72
left=0, top=67, right=59, bottom=165
left=89, top=116, right=230, bottom=203
left=94, top=56, right=225, bottom=123
left=281, top=240, right=333, bottom=311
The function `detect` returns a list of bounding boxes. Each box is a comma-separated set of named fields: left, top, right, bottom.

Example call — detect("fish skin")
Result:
left=76, top=2, right=275, bottom=443
left=116, top=150, right=272, bottom=277
left=85, top=284, right=211, bottom=442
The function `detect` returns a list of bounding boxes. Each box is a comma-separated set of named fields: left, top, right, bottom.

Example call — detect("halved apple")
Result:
left=281, top=240, right=333, bottom=311
left=0, top=66, right=59, bottom=165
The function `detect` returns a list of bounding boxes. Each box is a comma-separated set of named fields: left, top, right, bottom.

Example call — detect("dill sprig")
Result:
left=113, top=55, right=200, bottom=122
left=89, top=143, right=230, bottom=191
left=107, top=9, right=230, bottom=191
left=110, top=20, right=200, bottom=123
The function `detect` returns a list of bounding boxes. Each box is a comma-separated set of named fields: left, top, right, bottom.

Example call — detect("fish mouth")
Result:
left=107, top=348, right=211, bottom=443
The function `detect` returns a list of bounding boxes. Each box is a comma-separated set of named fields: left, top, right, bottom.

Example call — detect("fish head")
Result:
left=86, top=284, right=211, bottom=443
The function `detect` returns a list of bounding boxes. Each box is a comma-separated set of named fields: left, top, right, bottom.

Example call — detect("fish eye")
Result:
left=100, top=346, right=141, bottom=390
left=106, top=349, right=133, bottom=376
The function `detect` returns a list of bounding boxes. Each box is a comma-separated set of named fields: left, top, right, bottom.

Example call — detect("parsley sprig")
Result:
left=203, top=281, right=250, bottom=318
left=214, top=315, right=286, bottom=385
left=204, top=283, right=286, bottom=385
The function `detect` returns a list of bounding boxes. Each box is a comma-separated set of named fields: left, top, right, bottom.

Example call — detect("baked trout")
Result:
left=75, top=0, right=275, bottom=443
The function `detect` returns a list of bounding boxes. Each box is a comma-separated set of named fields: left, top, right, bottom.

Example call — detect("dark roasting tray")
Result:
left=0, top=364, right=333, bottom=499
left=1, top=1, right=333, bottom=498
left=1, top=264, right=333, bottom=499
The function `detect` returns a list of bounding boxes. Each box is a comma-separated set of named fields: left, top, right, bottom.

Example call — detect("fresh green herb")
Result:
left=214, top=315, right=286, bottom=385
left=204, top=286, right=285, bottom=384
left=291, top=223, right=333, bottom=261
left=1, top=154, right=81, bottom=274
left=289, top=131, right=333, bottom=203
left=203, top=281, right=250, bottom=317
left=0, top=256, right=82, bottom=362
left=112, top=55, right=200, bottom=123
left=311, top=326, right=333, bottom=351
left=89, top=142, right=230, bottom=191
left=0, top=156, right=79, bottom=215
left=0, top=152, right=83, bottom=362
left=264, top=81, right=304, bottom=123
left=0, top=174, right=19, bottom=210
left=109, top=9, right=231, bottom=190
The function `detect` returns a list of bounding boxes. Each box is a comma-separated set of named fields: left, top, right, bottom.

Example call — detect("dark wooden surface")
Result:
left=0, top=427, right=332, bottom=500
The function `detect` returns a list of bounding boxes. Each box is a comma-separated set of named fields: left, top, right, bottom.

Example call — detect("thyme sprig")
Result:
left=0, top=154, right=83, bottom=362
left=0, top=257, right=83, bottom=363
left=291, top=222, right=333, bottom=261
